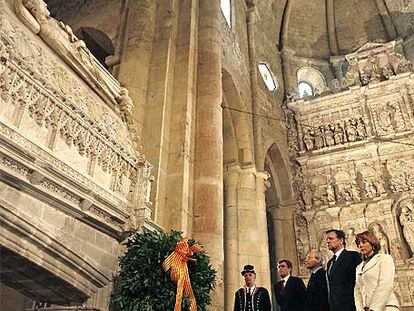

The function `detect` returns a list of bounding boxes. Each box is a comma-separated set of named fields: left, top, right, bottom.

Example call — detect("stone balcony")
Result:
left=0, top=1, right=155, bottom=308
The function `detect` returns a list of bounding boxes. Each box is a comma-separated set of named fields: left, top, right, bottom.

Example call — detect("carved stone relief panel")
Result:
left=396, top=198, right=414, bottom=258
left=383, top=157, right=414, bottom=193
left=368, top=222, right=391, bottom=254
left=369, top=96, right=411, bottom=136
left=294, top=214, right=310, bottom=275
left=344, top=42, right=413, bottom=88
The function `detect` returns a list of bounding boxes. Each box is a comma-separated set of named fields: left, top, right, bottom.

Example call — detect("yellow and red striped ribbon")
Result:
left=162, top=238, right=202, bottom=311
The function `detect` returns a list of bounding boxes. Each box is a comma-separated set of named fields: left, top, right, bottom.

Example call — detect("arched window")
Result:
left=220, top=0, right=232, bottom=27
left=258, top=63, right=278, bottom=92
left=296, top=67, right=326, bottom=98
left=75, top=27, right=115, bottom=69
left=298, top=81, right=314, bottom=98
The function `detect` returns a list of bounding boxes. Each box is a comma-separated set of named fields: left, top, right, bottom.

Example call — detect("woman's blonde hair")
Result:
left=355, top=230, right=381, bottom=254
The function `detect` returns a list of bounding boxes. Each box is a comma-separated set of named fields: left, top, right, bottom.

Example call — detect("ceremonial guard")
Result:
left=233, top=265, right=272, bottom=311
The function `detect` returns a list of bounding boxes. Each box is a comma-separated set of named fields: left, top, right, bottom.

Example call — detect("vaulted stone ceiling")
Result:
left=276, top=0, right=413, bottom=57
left=46, top=0, right=413, bottom=60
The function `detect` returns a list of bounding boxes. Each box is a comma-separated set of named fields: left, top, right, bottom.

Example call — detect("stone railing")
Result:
left=0, top=1, right=153, bottom=237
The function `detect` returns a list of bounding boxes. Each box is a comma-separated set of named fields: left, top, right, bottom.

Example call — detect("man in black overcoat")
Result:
left=233, top=265, right=272, bottom=311
left=274, top=259, right=306, bottom=311
left=325, top=229, right=362, bottom=311
left=304, top=250, right=329, bottom=311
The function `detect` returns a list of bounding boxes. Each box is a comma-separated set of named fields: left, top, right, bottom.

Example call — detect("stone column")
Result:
left=193, top=1, right=224, bottom=309
left=164, top=0, right=198, bottom=234
left=236, top=169, right=271, bottom=289
left=116, top=0, right=157, bottom=140
left=272, top=204, right=298, bottom=272
left=224, top=164, right=241, bottom=311
left=255, top=171, right=272, bottom=289
left=246, top=5, right=261, bottom=169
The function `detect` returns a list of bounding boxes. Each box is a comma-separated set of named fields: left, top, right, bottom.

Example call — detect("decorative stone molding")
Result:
left=0, top=5, right=152, bottom=235
left=344, top=42, right=413, bottom=87
left=14, top=0, right=128, bottom=110
left=287, top=42, right=414, bottom=102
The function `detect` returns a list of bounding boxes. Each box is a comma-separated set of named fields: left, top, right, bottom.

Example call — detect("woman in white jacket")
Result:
left=354, top=230, right=399, bottom=311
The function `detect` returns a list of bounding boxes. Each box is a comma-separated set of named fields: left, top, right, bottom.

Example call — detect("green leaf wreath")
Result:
left=112, top=230, right=216, bottom=311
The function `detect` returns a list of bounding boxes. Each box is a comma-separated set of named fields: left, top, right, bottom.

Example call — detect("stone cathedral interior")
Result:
left=1, top=0, right=414, bottom=310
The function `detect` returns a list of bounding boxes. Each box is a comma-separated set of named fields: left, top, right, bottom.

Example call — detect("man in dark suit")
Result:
left=274, top=259, right=306, bottom=311
left=325, top=229, right=361, bottom=311
left=233, top=265, right=271, bottom=311
left=304, top=250, right=329, bottom=311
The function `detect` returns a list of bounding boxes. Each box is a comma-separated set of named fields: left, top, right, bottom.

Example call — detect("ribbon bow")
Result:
left=162, top=238, right=202, bottom=311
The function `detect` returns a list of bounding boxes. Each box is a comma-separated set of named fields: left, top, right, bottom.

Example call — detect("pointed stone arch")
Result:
left=222, top=69, right=254, bottom=168
left=263, top=142, right=297, bottom=306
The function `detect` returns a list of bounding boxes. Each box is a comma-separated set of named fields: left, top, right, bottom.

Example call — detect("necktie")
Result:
left=328, top=255, right=337, bottom=275
left=247, top=287, right=253, bottom=308
left=280, top=280, right=285, bottom=296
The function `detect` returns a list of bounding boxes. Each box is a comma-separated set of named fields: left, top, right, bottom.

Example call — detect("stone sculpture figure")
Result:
left=314, top=127, right=325, bottom=149
left=324, top=125, right=335, bottom=147
left=390, top=53, right=414, bottom=74
left=370, top=223, right=390, bottom=254
left=326, top=183, right=336, bottom=204
left=340, top=185, right=353, bottom=201
left=350, top=180, right=361, bottom=201
left=356, top=118, right=367, bottom=139
left=346, top=120, right=358, bottom=142
left=301, top=186, right=313, bottom=208
left=303, top=129, right=315, bottom=151
left=379, top=103, right=395, bottom=132
left=364, top=181, right=379, bottom=199
left=393, top=105, right=406, bottom=131
left=368, top=55, right=381, bottom=82
left=399, top=200, right=414, bottom=256
left=334, top=123, right=345, bottom=144
left=360, top=70, right=370, bottom=85
left=382, top=66, right=393, bottom=80
left=343, top=61, right=359, bottom=87
left=116, top=88, right=134, bottom=119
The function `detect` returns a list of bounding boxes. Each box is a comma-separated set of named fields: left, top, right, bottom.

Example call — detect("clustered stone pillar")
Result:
left=224, top=164, right=241, bottom=311
left=255, top=171, right=272, bottom=289
left=273, top=204, right=299, bottom=273
left=235, top=168, right=272, bottom=289
left=193, top=1, right=224, bottom=309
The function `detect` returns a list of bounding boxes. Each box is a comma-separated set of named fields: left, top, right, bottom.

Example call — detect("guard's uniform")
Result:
left=233, top=286, right=272, bottom=311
